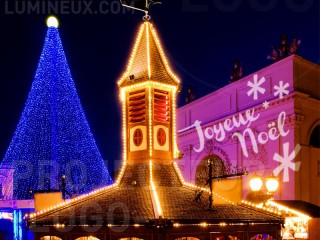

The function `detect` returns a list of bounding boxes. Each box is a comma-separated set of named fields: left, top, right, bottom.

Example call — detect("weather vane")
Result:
left=120, top=0, right=162, bottom=19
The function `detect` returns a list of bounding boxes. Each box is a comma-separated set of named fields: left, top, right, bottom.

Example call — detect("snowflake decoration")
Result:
left=247, top=74, right=266, bottom=100
left=262, top=101, right=270, bottom=109
left=273, top=142, right=301, bottom=182
left=274, top=81, right=289, bottom=99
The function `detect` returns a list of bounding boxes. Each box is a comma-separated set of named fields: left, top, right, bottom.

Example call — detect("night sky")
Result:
left=0, top=1, right=319, bottom=178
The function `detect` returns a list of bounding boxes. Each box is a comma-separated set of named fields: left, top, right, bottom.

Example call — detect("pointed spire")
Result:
left=1, top=18, right=112, bottom=199
left=118, top=21, right=180, bottom=88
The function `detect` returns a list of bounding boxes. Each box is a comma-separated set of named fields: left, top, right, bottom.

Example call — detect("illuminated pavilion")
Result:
left=27, top=20, right=284, bottom=240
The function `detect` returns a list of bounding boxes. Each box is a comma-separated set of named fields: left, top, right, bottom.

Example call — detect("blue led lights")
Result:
left=1, top=26, right=112, bottom=199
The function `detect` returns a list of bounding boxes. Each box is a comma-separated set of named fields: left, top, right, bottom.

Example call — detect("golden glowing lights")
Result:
left=173, top=222, right=248, bottom=228
left=54, top=223, right=65, bottom=228
left=200, top=222, right=208, bottom=227
left=121, top=81, right=177, bottom=94
left=148, top=86, right=153, bottom=157
left=120, top=89, right=125, bottom=102
left=26, top=183, right=118, bottom=220
left=249, top=173, right=263, bottom=192
left=241, top=200, right=282, bottom=216
left=265, top=175, right=279, bottom=193
left=268, top=200, right=311, bottom=220
left=249, top=173, right=279, bottom=195
left=115, top=165, right=126, bottom=185
left=118, top=23, right=145, bottom=86
left=121, top=92, right=127, bottom=167
left=146, top=22, right=151, bottom=79
left=150, top=160, right=163, bottom=217
left=117, top=22, right=180, bottom=87
left=242, top=199, right=311, bottom=223
left=149, top=23, right=180, bottom=84
left=172, top=88, right=179, bottom=159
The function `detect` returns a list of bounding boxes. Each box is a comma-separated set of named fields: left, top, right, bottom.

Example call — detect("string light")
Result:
left=146, top=22, right=151, bottom=79
left=121, top=90, right=127, bottom=168
left=172, top=88, right=179, bottom=158
left=149, top=23, right=180, bottom=84
left=200, top=222, right=208, bottom=227
left=148, top=86, right=153, bottom=157
left=117, top=22, right=181, bottom=87
left=1, top=25, right=112, bottom=200
left=118, top=23, right=145, bottom=86
left=267, top=200, right=311, bottom=220
left=241, top=200, right=283, bottom=216
left=27, top=183, right=117, bottom=219
left=121, top=81, right=177, bottom=94
left=150, top=160, right=163, bottom=217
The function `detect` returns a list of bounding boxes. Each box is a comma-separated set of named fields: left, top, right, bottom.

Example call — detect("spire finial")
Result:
left=143, top=11, right=151, bottom=21
left=120, top=0, right=162, bottom=19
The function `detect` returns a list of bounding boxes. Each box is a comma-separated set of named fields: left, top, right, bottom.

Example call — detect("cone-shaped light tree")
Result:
left=1, top=17, right=112, bottom=199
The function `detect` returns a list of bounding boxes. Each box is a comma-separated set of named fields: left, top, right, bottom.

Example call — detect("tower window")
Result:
left=157, top=128, right=166, bottom=146
left=154, top=89, right=169, bottom=123
left=128, top=89, right=146, bottom=124
left=133, top=128, right=143, bottom=147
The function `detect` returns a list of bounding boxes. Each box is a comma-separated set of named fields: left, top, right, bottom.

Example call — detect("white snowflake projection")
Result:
left=273, top=142, right=301, bottom=182
left=247, top=74, right=266, bottom=100
left=274, top=81, right=290, bottom=99
left=262, top=100, right=270, bottom=109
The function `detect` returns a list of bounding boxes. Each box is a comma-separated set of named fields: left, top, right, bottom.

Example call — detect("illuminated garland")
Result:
left=267, top=200, right=311, bottom=220
left=1, top=26, right=112, bottom=199
left=241, top=200, right=283, bottom=216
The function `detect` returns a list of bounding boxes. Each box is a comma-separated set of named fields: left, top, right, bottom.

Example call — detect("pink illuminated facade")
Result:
left=176, top=55, right=320, bottom=206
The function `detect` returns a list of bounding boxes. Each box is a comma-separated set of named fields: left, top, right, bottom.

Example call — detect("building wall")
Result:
left=176, top=55, right=320, bottom=206
left=309, top=218, right=320, bottom=240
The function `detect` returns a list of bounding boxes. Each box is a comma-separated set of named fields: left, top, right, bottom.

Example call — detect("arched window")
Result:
left=75, top=237, right=100, bottom=240
left=214, top=236, right=240, bottom=240
left=310, top=125, right=320, bottom=148
left=195, top=155, right=225, bottom=186
left=250, top=234, right=274, bottom=240
left=40, top=237, right=62, bottom=240
left=175, top=238, right=200, bottom=240
left=118, top=238, right=144, bottom=240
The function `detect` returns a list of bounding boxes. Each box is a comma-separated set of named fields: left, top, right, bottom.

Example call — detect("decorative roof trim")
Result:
left=149, top=22, right=180, bottom=84
left=150, top=160, right=163, bottom=218
left=117, top=22, right=146, bottom=86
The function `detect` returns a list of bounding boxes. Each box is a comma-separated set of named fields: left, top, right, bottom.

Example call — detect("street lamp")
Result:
left=249, top=173, right=279, bottom=202
left=249, top=173, right=263, bottom=192
left=265, top=174, right=279, bottom=194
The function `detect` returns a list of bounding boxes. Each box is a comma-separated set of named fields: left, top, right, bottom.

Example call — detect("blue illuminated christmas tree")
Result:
left=1, top=18, right=112, bottom=199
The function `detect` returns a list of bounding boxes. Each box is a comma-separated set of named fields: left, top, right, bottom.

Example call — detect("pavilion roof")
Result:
left=28, top=163, right=283, bottom=227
